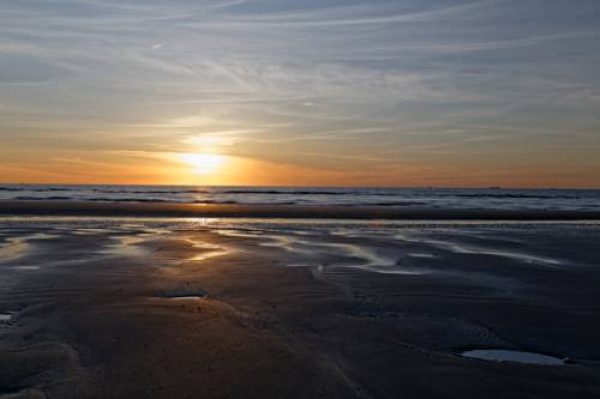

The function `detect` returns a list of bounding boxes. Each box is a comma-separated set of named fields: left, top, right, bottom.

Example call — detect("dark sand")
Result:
left=1, top=200, right=600, bottom=220
left=1, top=219, right=600, bottom=398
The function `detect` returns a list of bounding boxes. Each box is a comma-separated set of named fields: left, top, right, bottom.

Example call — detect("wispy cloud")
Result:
left=1, top=0, right=599, bottom=185
left=206, top=0, right=500, bottom=27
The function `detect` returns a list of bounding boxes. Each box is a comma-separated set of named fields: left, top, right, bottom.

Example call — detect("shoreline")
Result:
left=0, top=200, right=599, bottom=220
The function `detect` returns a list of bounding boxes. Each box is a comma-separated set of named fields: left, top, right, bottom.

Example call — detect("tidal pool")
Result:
left=462, top=349, right=565, bottom=365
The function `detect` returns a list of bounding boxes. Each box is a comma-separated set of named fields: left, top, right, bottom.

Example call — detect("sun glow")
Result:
left=180, top=153, right=226, bottom=175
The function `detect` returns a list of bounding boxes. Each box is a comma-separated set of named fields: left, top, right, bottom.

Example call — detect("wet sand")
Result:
left=1, top=200, right=600, bottom=220
left=1, top=219, right=600, bottom=398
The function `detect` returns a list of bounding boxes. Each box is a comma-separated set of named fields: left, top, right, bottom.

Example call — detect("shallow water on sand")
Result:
left=0, top=218, right=600, bottom=398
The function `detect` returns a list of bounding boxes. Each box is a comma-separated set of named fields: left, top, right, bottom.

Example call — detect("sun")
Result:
left=180, top=153, right=226, bottom=175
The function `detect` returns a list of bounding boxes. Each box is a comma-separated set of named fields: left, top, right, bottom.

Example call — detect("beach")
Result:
left=3, top=0, right=600, bottom=396
left=1, top=216, right=600, bottom=398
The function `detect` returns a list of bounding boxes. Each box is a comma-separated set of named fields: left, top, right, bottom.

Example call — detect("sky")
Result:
left=1, top=0, right=599, bottom=187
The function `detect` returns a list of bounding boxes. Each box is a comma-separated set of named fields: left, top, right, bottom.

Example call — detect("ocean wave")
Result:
left=220, top=189, right=395, bottom=196
left=91, top=189, right=210, bottom=195
left=192, top=200, right=239, bottom=205
left=192, top=200, right=303, bottom=205
left=452, top=193, right=578, bottom=199
left=32, top=188, right=73, bottom=192
left=89, top=198, right=171, bottom=203
left=2, top=187, right=74, bottom=192
left=353, top=201, right=426, bottom=207
left=15, top=196, right=75, bottom=201
left=3, top=187, right=590, bottom=201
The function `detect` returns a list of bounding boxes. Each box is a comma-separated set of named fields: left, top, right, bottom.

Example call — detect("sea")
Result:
left=0, top=185, right=598, bottom=212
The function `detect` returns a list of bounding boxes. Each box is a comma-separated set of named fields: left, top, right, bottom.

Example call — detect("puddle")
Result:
left=0, top=314, right=13, bottom=322
left=13, top=265, right=40, bottom=271
left=462, top=349, right=566, bottom=365
left=407, top=252, right=436, bottom=258
left=167, top=296, right=204, bottom=301
left=158, top=288, right=207, bottom=300
left=73, top=228, right=114, bottom=236
left=29, top=233, right=60, bottom=240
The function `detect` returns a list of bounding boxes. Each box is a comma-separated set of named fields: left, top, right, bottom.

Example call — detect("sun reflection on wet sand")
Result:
left=184, top=238, right=229, bottom=262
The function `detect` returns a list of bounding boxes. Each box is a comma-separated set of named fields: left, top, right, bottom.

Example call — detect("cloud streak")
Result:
left=1, top=0, right=599, bottom=186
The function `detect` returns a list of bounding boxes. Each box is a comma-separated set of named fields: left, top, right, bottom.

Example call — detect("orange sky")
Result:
left=1, top=145, right=598, bottom=188
left=1, top=1, right=600, bottom=188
